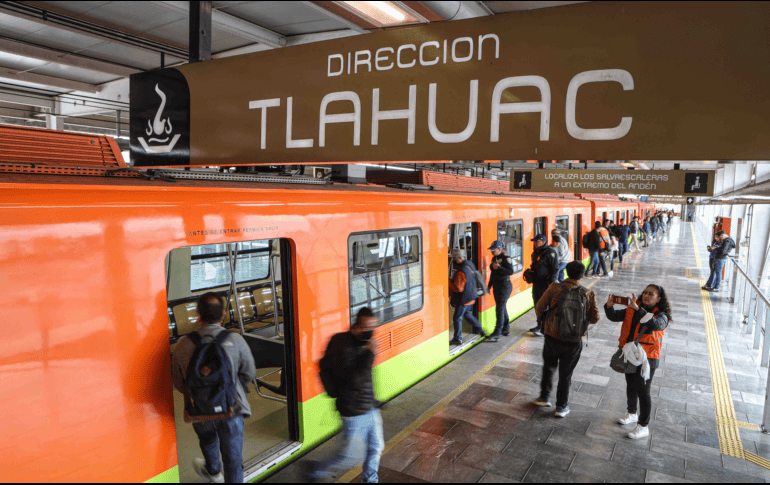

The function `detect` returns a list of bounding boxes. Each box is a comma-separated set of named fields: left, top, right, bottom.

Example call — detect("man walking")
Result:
left=642, top=218, right=652, bottom=247
left=172, top=292, right=257, bottom=483
left=529, top=234, right=559, bottom=336
left=488, top=240, right=514, bottom=342
left=313, top=308, right=384, bottom=483
left=703, top=230, right=735, bottom=292
left=533, top=261, right=600, bottom=417
left=587, top=221, right=610, bottom=278
left=616, top=219, right=631, bottom=262
left=449, top=248, right=485, bottom=345
left=629, top=216, right=642, bottom=252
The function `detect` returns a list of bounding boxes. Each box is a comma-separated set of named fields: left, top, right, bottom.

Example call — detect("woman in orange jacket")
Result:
left=604, top=284, right=672, bottom=440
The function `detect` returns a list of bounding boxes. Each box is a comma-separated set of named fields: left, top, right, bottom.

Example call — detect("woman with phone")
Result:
left=604, top=285, right=672, bottom=440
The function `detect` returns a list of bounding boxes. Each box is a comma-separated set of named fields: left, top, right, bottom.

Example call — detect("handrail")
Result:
left=729, top=257, right=770, bottom=308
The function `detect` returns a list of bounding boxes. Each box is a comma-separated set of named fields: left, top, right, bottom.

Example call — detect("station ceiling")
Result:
left=0, top=1, right=763, bottom=180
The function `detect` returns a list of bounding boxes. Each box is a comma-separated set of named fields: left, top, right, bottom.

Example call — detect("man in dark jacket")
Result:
left=313, top=308, right=384, bottom=483
left=629, top=216, right=642, bottom=252
left=488, top=240, right=514, bottom=342
left=586, top=221, right=609, bottom=278
left=704, top=230, right=735, bottom=292
left=449, top=248, right=485, bottom=345
left=616, top=219, right=631, bottom=262
left=529, top=234, right=559, bottom=337
left=533, top=261, right=600, bottom=417
left=642, top=218, right=652, bottom=247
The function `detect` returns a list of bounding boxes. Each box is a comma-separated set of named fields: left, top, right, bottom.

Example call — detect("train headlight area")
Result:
left=1, top=1, right=770, bottom=482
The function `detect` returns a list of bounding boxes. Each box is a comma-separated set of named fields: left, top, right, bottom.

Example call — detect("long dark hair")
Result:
left=641, top=284, right=673, bottom=322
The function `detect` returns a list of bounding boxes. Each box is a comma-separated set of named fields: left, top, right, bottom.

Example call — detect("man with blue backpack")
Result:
left=172, top=292, right=256, bottom=483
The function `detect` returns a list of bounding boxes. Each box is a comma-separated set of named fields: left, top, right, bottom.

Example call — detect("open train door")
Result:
left=447, top=222, right=481, bottom=355
left=166, top=238, right=301, bottom=482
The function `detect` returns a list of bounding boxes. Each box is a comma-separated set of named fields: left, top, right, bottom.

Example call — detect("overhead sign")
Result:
left=130, top=2, right=770, bottom=167
left=509, top=170, right=714, bottom=196
left=648, top=196, right=687, bottom=204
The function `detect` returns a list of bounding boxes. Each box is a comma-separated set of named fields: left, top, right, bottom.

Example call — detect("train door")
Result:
left=166, top=238, right=300, bottom=482
left=574, top=214, right=583, bottom=261
left=447, top=222, right=480, bottom=354
left=555, top=215, right=569, bottom=255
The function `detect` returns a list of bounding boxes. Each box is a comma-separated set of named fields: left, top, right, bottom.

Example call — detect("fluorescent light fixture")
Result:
left=336, top=1, right=427, bottom=27
left=362, top=163, right=415, bottom=171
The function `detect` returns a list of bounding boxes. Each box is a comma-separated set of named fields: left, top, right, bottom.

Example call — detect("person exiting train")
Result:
left=487, top=240, right=514, bottom=342
left=449, top=248, right=486, bottom=345
left=312, top=308, right=384, bottom=483
left=551, top=229, right=570, bottom=283
left=533, top=261, right=600, bottom=417
left=171, top=292, right=257, bottom=484
left=528, top=234, right=559, bottom=337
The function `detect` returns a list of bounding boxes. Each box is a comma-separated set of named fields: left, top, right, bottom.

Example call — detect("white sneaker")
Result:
left=618, top=413, right=638, bottom=425
left=193, top=458, right=225, bottom=483
left=627, top=424, right=649, bottom=440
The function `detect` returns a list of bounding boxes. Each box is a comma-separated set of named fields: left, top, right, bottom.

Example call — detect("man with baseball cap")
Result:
left=529, top=234, right=559, bottom=337
left=448, top=248, right=485, bottom=345
left=487, top=240, right=514, bottom=342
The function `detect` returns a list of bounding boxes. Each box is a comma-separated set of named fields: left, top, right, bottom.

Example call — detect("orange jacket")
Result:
left=617, top=306, right=666, bottom=359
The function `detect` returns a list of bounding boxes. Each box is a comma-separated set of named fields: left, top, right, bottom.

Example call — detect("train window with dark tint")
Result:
left=190, top=241, right=271, bottom=291
left=497, top=220, right=524, bottom=273
left=533, top=217, right=546, bottom=237
left=348, top=228, right=423, bottom=327
left=555, top=216, right=569, bottom=245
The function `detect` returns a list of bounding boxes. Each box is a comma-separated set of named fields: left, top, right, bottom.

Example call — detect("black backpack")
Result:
left=553, top=283, right=590, bottom=343
left=582, top=233, right=590, bottom=249
left=184, top=331, right=237, bottom=422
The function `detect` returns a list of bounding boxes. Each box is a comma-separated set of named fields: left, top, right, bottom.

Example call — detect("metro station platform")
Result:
left=267, top=220, right=770, bottom=483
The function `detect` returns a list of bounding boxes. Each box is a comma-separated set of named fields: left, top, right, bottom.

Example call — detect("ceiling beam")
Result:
left=420, top=1, right=493, bottom=20
left=301, top=1, right=371, bottom=33
left=151, top=1, right=286, bottom=48
left=0, top=37, right=138, bottom=78
left=286, top=29, right=362, bottom=47
left=0, top=67, right=99, bottom=93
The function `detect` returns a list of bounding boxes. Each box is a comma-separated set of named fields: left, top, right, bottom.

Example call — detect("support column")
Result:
left=189, top=1, right=212, bottom=64
left=45, top=113, right=63, bottom=131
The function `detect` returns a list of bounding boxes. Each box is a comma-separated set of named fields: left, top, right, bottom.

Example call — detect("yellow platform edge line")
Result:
left=745, top=451, right=770, bottom=471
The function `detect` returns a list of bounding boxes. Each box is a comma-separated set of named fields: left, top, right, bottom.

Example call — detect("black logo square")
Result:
left=513, top=171, right=532, bottom=189
left=684, top=173, right=708, bottom=194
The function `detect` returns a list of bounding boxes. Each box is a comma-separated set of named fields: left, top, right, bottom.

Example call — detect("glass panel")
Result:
left=190, top=241, right=270, bottom=291
left=534, top=217, right=546, bottom=236
left=556, top=216, right=569, bottom=246
left=497, top=220, right=524, bottom=273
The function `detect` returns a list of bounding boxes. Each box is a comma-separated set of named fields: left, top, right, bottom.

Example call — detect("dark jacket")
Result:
left=617, top=224, right=631, bottom=241
left=642, top=222, right=651, bottom=234
left=450, top=260, right=479, bottom=306
left=488, top=252, right=514, bottom=289
left=536, top=279, right=601, bottom=340
left=321, top=332, right=375, bottom=417
left=604, top=304, right=669, bottom=368
left=714, top=237, right=735, bottom=259
left=630, top=221, right=639, bottom=234
left=532, top=245, right=559, bottom=286
left=588, top=228, right=608, bottom=253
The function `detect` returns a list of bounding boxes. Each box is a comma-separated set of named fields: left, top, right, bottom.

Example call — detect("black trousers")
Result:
left=625, top=365, right=657, bottom=426
left=491, top=280, right=512, bottom=337
left=540, top=335, right=583, bottom=408
left=532, top=283, right=549, bottom=330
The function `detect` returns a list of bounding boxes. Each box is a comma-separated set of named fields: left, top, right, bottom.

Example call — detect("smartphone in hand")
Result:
left=612, top=295, right=631, bottom=306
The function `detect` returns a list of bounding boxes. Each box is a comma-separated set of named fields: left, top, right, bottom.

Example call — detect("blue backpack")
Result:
left=184, top=331, right=237, bottom=422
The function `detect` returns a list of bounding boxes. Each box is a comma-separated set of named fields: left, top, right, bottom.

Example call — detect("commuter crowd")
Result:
left=169, top=209, right=715, bottom=483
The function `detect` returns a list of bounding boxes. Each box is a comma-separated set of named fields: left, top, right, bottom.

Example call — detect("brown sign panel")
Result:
left=510, top=170, right=714, bottom=196
left=130, top=2, right=770, bottom=167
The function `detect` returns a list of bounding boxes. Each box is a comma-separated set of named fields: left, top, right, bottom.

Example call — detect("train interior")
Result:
left=166, top=238, right=301, bottom=482
left=447, top=222, right=481, bottom=355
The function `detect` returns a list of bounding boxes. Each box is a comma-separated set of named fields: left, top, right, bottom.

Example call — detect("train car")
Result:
left=0, top=126, right=630, bottom=483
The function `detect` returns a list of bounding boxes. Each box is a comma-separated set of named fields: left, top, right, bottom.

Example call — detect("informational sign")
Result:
left=130, top=2, right=770, bottom=167
left=509, top=170, right=714, bottom=196
left=648, top=196, right=687, bottom=204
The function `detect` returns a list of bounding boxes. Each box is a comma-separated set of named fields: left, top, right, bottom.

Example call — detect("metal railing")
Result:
left=726, top=257, right=770, bottom=432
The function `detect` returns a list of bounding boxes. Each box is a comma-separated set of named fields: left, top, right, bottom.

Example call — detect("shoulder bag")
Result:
left=610, top=330, right=644, bottom=374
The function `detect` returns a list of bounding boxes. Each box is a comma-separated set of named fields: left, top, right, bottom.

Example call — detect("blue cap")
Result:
left=531, top=234, right=547, bottom=243
left=488, top=240, right=504, bottom=250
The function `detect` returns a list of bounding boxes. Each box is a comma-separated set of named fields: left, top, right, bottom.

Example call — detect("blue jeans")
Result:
left=452, top=303, right=482, bottom=342
left=557, top=262, right=568, bottom=282
left=588, top=251, right=607, bottom=276
left=192, top=415, right=244, bottom=483
left=312, top=408, right=384, bottom=483
left=491, top=280, right=512, bottom=337
left=706, top=258, right=726, bottom=289
left=618, top=241, right=628, bottom=261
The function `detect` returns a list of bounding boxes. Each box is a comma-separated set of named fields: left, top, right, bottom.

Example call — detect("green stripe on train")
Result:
left=145, top=465, right=179, bottom=483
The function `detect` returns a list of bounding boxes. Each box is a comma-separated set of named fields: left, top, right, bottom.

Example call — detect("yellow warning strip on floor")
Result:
left=690, top=224, right=746, bottom=459
left=745, top=451, right=770, bottom=470
left=337, top=281, right=598, bottom=482
left=737, top=421, right=762, bottom=431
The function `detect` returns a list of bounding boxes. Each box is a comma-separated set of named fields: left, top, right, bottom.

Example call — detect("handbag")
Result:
left=610, top=331, right=643, bottom=374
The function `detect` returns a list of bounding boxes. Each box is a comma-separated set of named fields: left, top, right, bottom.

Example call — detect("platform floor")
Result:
left=266, top=220, right=770, bottom=483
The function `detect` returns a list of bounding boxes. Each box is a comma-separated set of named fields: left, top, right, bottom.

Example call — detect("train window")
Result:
left=348, top=228, right=423, bottom=327
left=555, top=216, right=569, bottom=245
left=533, top=217, right=546, bottom=236
left=190, top=241, right=271, bottom=291
left=497, top=220, right=524, bottom=273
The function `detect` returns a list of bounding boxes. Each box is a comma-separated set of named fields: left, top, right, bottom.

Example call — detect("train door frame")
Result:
left=534, top=216, right=547, bottom=237
left=447, top=222, right=481, bottom=354
left=165, top=238, right=301, bottom=482
left=574, top=213, right=582, bottom=261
